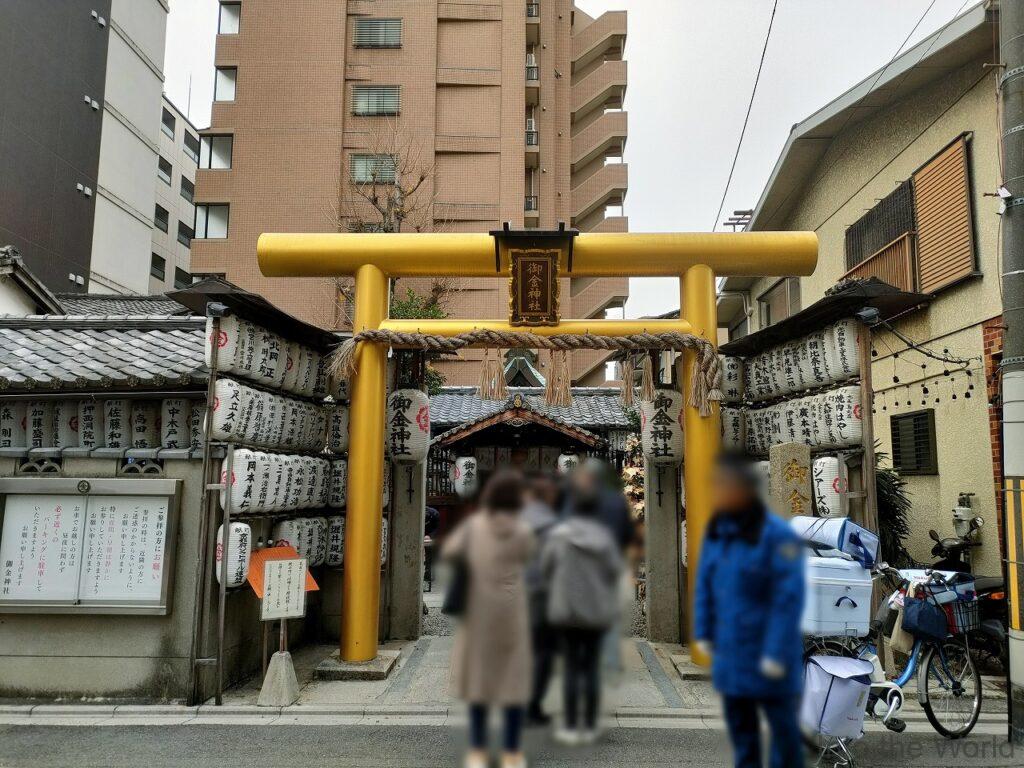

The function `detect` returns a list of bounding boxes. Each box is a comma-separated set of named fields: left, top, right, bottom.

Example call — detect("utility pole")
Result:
left=999, top=0, right=1024, bottom=745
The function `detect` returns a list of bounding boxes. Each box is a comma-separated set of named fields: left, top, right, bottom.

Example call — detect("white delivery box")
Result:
left=802, top=556, right=873, bottom=637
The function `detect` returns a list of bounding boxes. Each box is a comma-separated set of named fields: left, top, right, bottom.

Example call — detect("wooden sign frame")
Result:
left=509, top=248, right=560, bottom=326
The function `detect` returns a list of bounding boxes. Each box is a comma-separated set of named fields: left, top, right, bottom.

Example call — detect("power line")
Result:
left=711, top=0, right=779, bottom=232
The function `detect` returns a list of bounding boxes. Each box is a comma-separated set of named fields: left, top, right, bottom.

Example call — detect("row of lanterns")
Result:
left=0, top=398, right=204, bottom=450
left=447, top=451, right=582, bottom=499
left=205, top=316, right=335, bottom=398
left=722, top=385, right=864, bottom=455
left=719, top=318, right=862, bottom=404
left=209, top=379, right=332, bottom=451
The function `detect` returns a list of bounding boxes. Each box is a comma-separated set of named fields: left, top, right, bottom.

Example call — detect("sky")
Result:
left=164, top=0, right=976, bottom=317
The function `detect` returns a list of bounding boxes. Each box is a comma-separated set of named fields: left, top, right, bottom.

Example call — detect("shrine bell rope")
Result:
left=330, top=329, right=723, bottom=416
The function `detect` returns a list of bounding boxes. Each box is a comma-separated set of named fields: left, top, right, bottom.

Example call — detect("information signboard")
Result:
left=261, top=558, right=307, bottom=621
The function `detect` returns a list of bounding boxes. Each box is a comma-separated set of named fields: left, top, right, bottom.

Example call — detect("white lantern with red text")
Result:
left=215, top=522, right=252, bottom=587
left=386, top=388, right=430, bottom=462
left=813, top=456, right=847, bottom=517
left=451, top=457, right=479, bottom=498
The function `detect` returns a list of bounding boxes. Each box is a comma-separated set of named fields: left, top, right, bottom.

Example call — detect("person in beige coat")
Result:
left=443, top=469, right=535, bottom=768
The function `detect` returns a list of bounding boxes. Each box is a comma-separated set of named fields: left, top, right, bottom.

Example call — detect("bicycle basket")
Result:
left=944, top=599, right=980, bottom=635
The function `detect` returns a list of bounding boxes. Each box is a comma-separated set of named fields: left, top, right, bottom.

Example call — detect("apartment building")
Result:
left=191, top=0, right=629, bottom=385
left=0, top=1, right=170, bottom=296
left=719, top=4, right=1005, bottom=574
left=151, top=96, right=202, bottom=293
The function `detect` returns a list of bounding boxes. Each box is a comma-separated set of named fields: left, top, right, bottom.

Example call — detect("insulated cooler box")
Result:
left=791, top=515, right=879, bottom=568
left=802, top=556, right=872, bottom=637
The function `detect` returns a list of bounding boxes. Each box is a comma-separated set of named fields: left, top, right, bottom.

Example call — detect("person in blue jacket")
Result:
left=694, top=455, right=806, bottom=768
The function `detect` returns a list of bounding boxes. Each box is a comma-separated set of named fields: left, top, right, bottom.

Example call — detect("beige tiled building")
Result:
left=192, top=0, right=629, bottom=385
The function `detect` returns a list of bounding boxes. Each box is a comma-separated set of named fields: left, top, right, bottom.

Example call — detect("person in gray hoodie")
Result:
left=540, top=490, right=623, bottom=744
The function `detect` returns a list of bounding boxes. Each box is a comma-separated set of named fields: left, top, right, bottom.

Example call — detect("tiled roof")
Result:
left=54, top=294, right=193, bottom=316
left=430, top=386, right=632, bottom=433
left=0, top=315, right=207, bottom=393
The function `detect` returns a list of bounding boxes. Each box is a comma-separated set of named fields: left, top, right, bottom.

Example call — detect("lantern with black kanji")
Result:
left=326, top=516, right=346, bottom=567
left=386, top=388, right=430, bottom=463
left=215, top=522, right=252, bottom=587
left=452, top=456, right=479, bottom=498
left=639, top=389, right=684, bottom=465
left=826, top=318, right=862, bottom=380
left=812, top=456, right=845, bottom=517
left=557, top=453, right=580, bottom=475
left=719, top=355, right=745, bottom=402
left=720, top=407, right=746, bottom=452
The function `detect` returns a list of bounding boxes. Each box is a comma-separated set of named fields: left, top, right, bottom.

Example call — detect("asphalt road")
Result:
left=0, top=725, right=1019, bottom=768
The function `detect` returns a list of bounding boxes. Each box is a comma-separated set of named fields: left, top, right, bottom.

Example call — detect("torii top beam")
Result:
left=257, top=231, right=818, bottom=279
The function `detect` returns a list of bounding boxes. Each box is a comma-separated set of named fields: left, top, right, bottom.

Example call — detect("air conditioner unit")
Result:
left=526, top=53, right=537, bottom=66
left=526, top=118, right=536, bottom=131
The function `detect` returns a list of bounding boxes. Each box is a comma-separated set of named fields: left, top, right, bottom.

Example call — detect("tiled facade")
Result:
left=984, top=315, right=1005, bottom=548
left=192, top=0, right=628, bottom=385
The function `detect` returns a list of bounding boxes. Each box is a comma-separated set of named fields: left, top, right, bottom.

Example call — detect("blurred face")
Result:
left=570, top=469, right=599, bottom=503
left=712, top=466, right=755, bottom=515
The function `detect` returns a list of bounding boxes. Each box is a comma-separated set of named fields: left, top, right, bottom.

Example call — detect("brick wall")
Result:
left=983, top=315, right=1004, bottom=546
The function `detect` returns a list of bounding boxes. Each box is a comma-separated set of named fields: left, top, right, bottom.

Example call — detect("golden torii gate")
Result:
left=258, top=230, right=817, bottom=665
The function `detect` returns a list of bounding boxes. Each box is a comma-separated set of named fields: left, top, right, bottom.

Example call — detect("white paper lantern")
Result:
left=272, top=518, right=306, bottom=555
left=764, top=347, right=786, bottom=398
left=314, top=458, right=330, bottom=507
left=52, top=400, right=78, bottom=448
left=308, top=517, right=328, bottom=566
left=474, top=446, right=496, bottom=471
left=328, top=459, right=347, bottom=508
left=326, top=516, right=346, bottom=567
left=301, top=456, right=321, bottom=508
left=103, top=399, right=127, bottom=448
left=27, top=401, right=54, bottom=448
left=288, top=456, right=307, bottom=510
left=452, top=456, right=479, bottom=498
left=251, top=327, right=285, bottom=386
left=326, top=405, right=349, bottom=454
left=829, top=386, right=863, bottom=448
left=293, top=403, right=312, bottom=451
left=792, top=396, right=815, bottom=446
left=246, top=452, right=272, bottom=514
left=557, top=453, right=580, bottom=475
left=779, top=342, right=806, bottom=394
left=236, top=318, right=261, bottom=376
left=232, top=384, right=260, bottom=444
left=280, top=340, right=302, bottom=392
left=215, top=522, right=252, bottom=587
left=0, top=401, right=27, bottom=448
left=257, top=393, right=280, bottom=447
left=765, top=404, right=785, bottom=448
left=720, top=408, right=746, bottom=452
left=808, top=394, right=830, bottom=448
left=380, top=517, right=389, bottom=566
left=745, top=407, right=762, bottom=455
left=803, top=331, right=834, bottom=388
left=640, top=390, right=684, bottom=465
left=386, top=388, right=430, bottom=462
left=220, top=448, right=258, bottom=513
left=267, top=453, right=288, bottom=512
left=313, top=355, right=331, bottom=398
left=297, top=349, right=320, bottom=397
left=813, top=456, right=846, bottom=517
left=719, top=356, right=745, bottom=402
left=780, top=399, right=801, bottom=444
left=189, top=402, right=205, bottom=450
left=160, top=399, right=189, bottom=449
left=827, top=319, right=862, bottom=381
left=205, top=315, right=250, bottom=374
left=209, top=379, right=243, bottom=441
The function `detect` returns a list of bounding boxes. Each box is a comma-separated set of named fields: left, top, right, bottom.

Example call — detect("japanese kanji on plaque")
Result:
left=261, top=558, right=308, bottom=621
left=509, top=249, right=560, bottom=326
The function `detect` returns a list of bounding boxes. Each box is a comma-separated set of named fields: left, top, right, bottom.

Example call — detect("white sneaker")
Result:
left=578, top=728, right=601, bottom=745
left=501, top=753, right=527, bottom=768
left=554, top=727, right=580, bottom=746
left=463, top=750, right=487, bottom=768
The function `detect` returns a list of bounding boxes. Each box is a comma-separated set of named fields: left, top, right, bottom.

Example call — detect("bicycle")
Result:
left=803, top=565, right=982, bottom=742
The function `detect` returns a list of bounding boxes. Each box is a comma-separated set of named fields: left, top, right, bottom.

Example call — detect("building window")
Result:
left=844, top=181, right=914, bottom=272
left=150, top=253, right=166, bottom=281
left=154, top=204, right=169, bottom=233
left=351, top=154, right=396, bottom=184
left=757, top=277, right=800, bottom=328
left=527, top=3, right=540, bottom=18
left=161, top=108, right=176, bottom=139
left=157, top=156, right=172, bottom=185
left=195, top=204, right=230, bottom=239
left=200, top=135, right=233, bottom=169
left=174, top=267, right=192, bottom=289
left=180, top=177, right=195, bottom=203
left=890, top=409, right=938, bottom=475
left=177, top=221, right=194, bottom=247
left=352, top=85, right=401, bottom=116
left=218, top=2, right=240, bottom=34
left=214, top=67, right=237, bottom=102
left=729, top=315, right=749, bottom=342
left=354, top=18, right=402, bottom=48
left=184, top=132, right=200, bottom=164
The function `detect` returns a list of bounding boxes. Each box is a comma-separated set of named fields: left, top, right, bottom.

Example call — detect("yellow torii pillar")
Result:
left=258, top=231, right=817, bottom=664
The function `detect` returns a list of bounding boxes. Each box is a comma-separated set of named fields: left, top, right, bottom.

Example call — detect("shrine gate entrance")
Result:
left=258, top=228, right=817, bottom=665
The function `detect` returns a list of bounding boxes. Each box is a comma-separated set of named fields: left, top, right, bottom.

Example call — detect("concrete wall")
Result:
left=742, top=60, right=1003, bottom=573
left=151, top=96, right=199, bottom=293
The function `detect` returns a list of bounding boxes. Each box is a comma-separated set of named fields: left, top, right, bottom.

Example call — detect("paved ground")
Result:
left=0, top=723, right=1018, bottom=767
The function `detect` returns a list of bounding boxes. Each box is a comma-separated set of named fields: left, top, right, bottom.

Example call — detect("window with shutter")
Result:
left=890, top=409, right=938, bottom=475
left=912, top=136, right=976, bottom=293
left=352, top=86, right=401, bottom=116
left=351, top=154, right=397, bottom=184
left=354, top=19, right=402, bottom=48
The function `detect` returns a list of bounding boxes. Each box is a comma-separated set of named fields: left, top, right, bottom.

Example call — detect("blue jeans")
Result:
left=469, top=705, right=523, bottom=752
left=722, top=696, right=803, bottom=768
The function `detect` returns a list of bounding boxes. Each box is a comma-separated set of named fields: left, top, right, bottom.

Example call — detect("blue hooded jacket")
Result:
left=694, top=504, right=806, bottom=698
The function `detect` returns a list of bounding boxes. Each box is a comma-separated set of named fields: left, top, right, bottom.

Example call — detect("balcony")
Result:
left=572, top=11, right=626, bottom=72
left=843, top=232, right=916, bottom=292
left=572, top=162, right=627, bottom=223
left=525, top=129, right=539, bottom=168
left=526, top=64, right=540, bottom=105
left=571, top=110, right=627, bottom=173
left=527, top=3, right=540, bottom=45
left=571, top=60, right=626, bottom=120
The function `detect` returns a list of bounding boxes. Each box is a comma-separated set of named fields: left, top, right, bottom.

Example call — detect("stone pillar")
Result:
left=644, top=462, right=682, bottom=643
left=386, top=461, right=426, bottom=640
left=769, top=442, right=813, bottom=517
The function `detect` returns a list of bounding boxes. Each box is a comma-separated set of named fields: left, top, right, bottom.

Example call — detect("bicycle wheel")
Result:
left=921, top=639, right=981, bottom=739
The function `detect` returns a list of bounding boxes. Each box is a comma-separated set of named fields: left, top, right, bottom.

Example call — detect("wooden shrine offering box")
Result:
left=0, top=477, right=182, bottom=615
